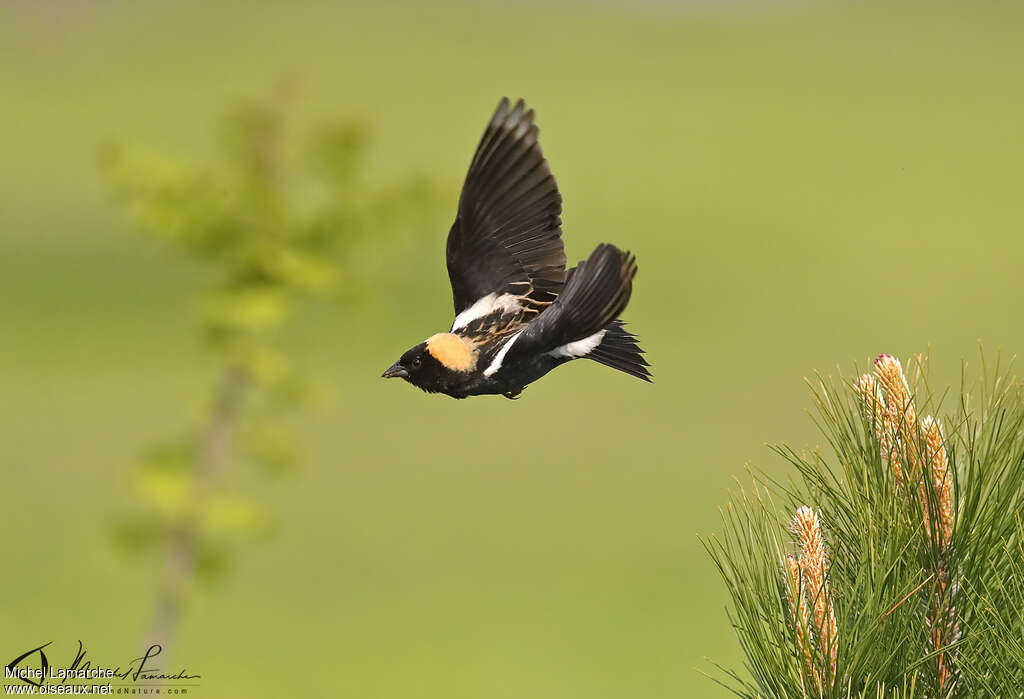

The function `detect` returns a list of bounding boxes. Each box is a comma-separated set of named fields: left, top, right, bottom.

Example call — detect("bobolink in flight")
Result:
left=383, top=98, right=650, bottom=399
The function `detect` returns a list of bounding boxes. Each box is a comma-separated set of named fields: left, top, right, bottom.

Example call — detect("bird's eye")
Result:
left=411, top=357, right=422, bottom=369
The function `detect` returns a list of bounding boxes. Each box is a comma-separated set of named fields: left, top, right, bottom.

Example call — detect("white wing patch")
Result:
left=550, top=330, right=607, bottom=359
left=483, top=331, right=523, bottom=377
left=451, top=293, right=522, bottom=331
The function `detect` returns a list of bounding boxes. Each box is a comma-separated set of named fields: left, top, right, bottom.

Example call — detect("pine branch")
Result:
left=707, top=351, right=1024, bottom=696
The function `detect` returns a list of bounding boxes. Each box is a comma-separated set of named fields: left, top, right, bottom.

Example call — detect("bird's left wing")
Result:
left=446, top=98, right=566, bottom=328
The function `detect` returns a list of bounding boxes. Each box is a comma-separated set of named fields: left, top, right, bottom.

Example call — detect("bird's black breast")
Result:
left=464, top=342, right=568, bottom=399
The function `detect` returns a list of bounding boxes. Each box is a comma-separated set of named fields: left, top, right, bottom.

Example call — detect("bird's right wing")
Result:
left=505, top=244, right=637, bottom=359
left=446, top=98, right=567, bottom=326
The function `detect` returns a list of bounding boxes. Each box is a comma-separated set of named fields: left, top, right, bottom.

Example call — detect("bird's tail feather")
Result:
left=588, top=320, right=652, bottom=382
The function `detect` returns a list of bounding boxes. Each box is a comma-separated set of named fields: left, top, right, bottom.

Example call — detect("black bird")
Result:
left=382, top=98, right=651, bottom=399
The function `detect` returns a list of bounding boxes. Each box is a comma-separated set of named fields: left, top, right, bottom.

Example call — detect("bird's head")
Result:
left=381, top=341, right=436, bottom=390
left=382, top=334, right=478, bottom=393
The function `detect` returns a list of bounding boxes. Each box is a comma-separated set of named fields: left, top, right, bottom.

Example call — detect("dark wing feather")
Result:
left=446, top=97, right=567, bottom=315
left=507, top=244, right=636, bottom=358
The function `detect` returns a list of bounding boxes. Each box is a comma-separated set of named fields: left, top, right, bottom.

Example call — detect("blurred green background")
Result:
left=3, top=1, right=1023, bottom=696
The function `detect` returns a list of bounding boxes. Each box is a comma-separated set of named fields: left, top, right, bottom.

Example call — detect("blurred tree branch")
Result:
left=100, top=88, right=441, bottom=652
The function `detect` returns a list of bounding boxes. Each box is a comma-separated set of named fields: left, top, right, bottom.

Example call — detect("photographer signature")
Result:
left=6, top=641, right=200, bottom=687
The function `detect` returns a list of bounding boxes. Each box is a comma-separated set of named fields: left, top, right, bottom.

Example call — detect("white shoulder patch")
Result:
left=451, top=293, right=522, bottom=331
left=483, top=331, right=522, bottom=377
left=550, top=330, right=607, bottom=359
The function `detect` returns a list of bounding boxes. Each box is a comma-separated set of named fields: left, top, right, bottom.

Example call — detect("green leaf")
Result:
left=233, top=344, right=291, bottom=386
left=202, top=494, right=272, bottom=537
left=111, top=514, right=168, bottom=555
left=134, top=467, right=193, bottom=518
left=240, top=421, right=300, bottom=473
left=252, top=246, right=338, bottom=291
left=202, top=286, right=291, bottom=332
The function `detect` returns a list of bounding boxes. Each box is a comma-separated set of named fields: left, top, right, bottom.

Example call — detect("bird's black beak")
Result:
left=381, top=363, right=408, bottom=379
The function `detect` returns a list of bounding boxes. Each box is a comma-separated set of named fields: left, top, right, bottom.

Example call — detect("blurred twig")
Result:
left=101, top=87, right=441, bottom=652
left=148, top=366, right=247, bottom=648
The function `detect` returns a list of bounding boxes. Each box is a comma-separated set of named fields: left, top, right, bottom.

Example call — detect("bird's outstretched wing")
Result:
left=506, top=244, right=636, bottom=359
left=446, top=98, right=566, bottom=321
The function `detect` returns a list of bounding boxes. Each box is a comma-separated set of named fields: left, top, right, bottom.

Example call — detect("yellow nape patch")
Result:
left=427, top=333, right=477, bottom=372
